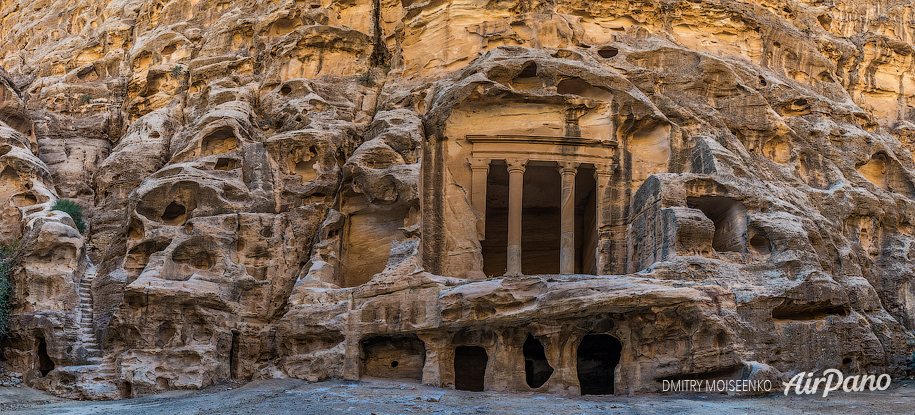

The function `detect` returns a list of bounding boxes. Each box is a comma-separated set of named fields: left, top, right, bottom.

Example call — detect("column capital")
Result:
left=506, top=158, right=527, bottom=174
left=557, top=161, right=580, bottom=175
left=594, top=163, right=613, bottom=177
left=469, top=158, right=491, bottom=171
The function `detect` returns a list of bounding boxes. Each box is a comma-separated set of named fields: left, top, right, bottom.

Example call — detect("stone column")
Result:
left=506, top=159, right=526, bottom=276
left=558, top=162, right=579, bottom=274
left=343, top=292, right=361, bottom=380
left=418, top=332, right=449, bottom=387
left=469, top=158, right=490, bottom=240
left=593, top=165, right=613, bottom=275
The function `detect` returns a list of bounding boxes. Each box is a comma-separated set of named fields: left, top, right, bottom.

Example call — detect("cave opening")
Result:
left=200, top=126, right=239, bottom=157
left=161, top=43, right=177, bottom=55
left=161, top=201, right=187, bottom=224
left=686, top=196, right=747, bottom=253
left=511, top=62, right=541, bottom=90
left=597, top=47, right=618, bottom=58
left=523, top=334, right=554, bottom=389
left=230, top=331, right=240, bottom=380
left=748, top=227, right=772, bottom=256
left=454, top=346, right=488, bottom=391
left=518, top=62, right=537, bottom=78
left=120, top=381, right=132, bottom=399
left=36, top=338, right=54, bottom=377
left=360, top=335, right=426, bottom=380
left=576, top=334, right=621, bottom=395
left=215, top=158, right=238, bottom=170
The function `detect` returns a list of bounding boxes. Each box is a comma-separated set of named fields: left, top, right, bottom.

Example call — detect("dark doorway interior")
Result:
left=230, top=331, right=240, bottom=380
left=482, top=162, right=597, bottom=276
left=523, top=334, right=554, bottom=388
left=575, top=166, right=597, bottom=274
left=482, top=162, right=509, bottom=276
left=519, top=164, right=561, bottom=274
left=119, top=381, right=133, bottom=399
left=576, top=334, right=622, bottom=395
left=454, top=346, right=488, bottom=391
left=36, top=337, right=54, bottom=377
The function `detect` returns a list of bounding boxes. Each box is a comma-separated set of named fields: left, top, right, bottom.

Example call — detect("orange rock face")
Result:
left=1, top=0, right=914, bottom=399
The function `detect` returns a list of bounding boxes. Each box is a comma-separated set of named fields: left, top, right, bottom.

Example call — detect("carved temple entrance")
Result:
left=468, top=135, right=616, bottom=276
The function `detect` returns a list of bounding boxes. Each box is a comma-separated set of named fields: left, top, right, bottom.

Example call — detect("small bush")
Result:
left=171, top=65, right=184, bottom=77
left=79, top=94, right=91, bottom=104
left=51, top=199, right=86, bottom=234
left=0, top=240, right=19, bottom=336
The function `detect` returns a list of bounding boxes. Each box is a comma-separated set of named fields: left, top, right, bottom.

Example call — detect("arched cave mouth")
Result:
left=37, top=337, right=55, bottom=377
left=161, top=201, right=187, bottom=224
left=214, top=158, right=238, bottom=170
left=119, top=381, right=133, bottom=399
left=161, top=43, right=178, bottom=55
left=200, top=126, right=239, bottom=157
left=511, top=62, right=541, bottom=90
left=577, top=334, right=621, bottom=395
left=597, top=46, right=618, bottom=58
left=454, top=346, right=488, bottom=392
left=687, top=196, right=747, bottom=253
left=523, top=334, right=554, bottom=388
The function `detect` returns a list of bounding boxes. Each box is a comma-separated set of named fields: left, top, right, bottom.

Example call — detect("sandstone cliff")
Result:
left=1, top=0, right=914, bottom=399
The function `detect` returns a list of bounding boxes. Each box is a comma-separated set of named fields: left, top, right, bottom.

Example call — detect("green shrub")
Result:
left=51, top=199, right=86, bottom=234
left=79, top=94, right=91, bottom=104
left=0, top=240, right=19, bottom=336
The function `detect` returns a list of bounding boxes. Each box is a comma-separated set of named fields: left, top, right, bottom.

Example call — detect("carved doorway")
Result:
left=576, top=334, right=621, bottom=395
left=454, top=346, right=488, bottom=391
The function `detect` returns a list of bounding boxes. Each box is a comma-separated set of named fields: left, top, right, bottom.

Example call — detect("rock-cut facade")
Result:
left=0, top=0, right=914, bottom=399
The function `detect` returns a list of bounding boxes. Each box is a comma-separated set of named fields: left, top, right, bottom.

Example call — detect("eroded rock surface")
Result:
left=1, top=0, right=915, bottom=400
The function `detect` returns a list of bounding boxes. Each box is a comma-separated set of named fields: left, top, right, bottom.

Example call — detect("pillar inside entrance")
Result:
left=506, top=159, right=526, bottom=276
left=470, top=158, right=490, bottom=240
left=558, top=162, right=579, bottom=274
left=593, top=165, right=613, bottom=275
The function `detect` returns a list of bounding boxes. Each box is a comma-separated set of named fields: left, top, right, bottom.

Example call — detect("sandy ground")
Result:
left=1, top=378, right=914, bottom=414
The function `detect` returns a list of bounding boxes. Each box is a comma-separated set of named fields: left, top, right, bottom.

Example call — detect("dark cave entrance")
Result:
left=523, top=334, right=554, bottom=388
left=454, top=346, right=488, bottom=391
left=36, top=338, right=54, bottom=377
left=686, top=196, right=747, bottom=253
left=576, top=334, right=621, bottom=395
left=161, top=201, right=187, bottom=224
left=119, top=381, right=133, bottom=399
left=230, top=331, right=240, bottom=380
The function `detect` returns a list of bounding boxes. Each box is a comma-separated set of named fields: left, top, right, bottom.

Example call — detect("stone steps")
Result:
left=67, top=258, right=121, bottom=386
left=77, top=258, right=102, bottom=359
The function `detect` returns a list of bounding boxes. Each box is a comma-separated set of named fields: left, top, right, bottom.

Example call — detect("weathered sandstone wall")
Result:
left=0, top=0, right=914, bottom=399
